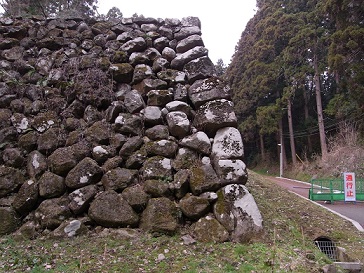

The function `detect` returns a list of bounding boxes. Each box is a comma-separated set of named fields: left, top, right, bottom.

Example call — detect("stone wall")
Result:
left=0, top=15, right=263, bottom=242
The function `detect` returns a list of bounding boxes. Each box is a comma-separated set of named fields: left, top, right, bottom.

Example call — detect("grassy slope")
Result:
left=0, top=171, right=363, bottom=273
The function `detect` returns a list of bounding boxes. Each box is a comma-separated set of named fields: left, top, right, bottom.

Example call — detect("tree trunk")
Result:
left=287, top=98, right=297, bottom=165
left=313, top=53, right=328, bottom=160
left=259, top=133, right=266, bottom=161
left=303, top=87, right=313, bottom=154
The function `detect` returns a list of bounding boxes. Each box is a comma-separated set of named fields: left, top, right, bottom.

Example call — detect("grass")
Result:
left=1, top=171, right=363, bottom=272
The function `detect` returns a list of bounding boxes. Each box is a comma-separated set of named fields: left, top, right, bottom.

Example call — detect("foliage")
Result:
left=0, top=0, right=98, bottom=18
left=226, top=0, right=364, bottom=166
left=214, top=58, right=227, bottom=77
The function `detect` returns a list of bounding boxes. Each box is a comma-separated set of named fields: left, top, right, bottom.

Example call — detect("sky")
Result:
left=99, top=0, right=257, bottom=65
left=0, top=1, right=257, bottom=65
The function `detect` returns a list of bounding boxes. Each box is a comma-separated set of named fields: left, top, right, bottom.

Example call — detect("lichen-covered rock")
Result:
left=193, top=99, right=237, bottom=137
left=211, top=127, right=244, bottom=160
left=110, top=63, right=134, bottom=83
left=121, top=184, right=150, bottom=212
left=188, top=77, right=231, bottom=109
left=124, top=89, right=145, bottom=114
left=171, top=169, right=190, bottom=199
left=179, top=193, right=210, bottom=220
left=85, top=120, right=110, bottom=144
left=189, top=157, right=220, bottom=195
left=65, top=157, right=102, bottom=189
left=214, top=184, right=263, bottom=243
left=191, top=215, right=229, bottom=243
left=145, top=125, right=169, bottom=140
left=26, top=150, right=47, bottom=178
left=144, top=179, right=172, bottom=197
left=133, top=78, right=168, bottom=96
left=88, top=190, right=139, bottom=228
left=142, top=106, right=163, bottom=125
left=147, top=89, right=174, bottom=107
left=35, top=197, right=72, bottom=230
left=166, top=111, right=190, bottom=138
left=157, top=69, right=186, bottom=85
left=119, top=136, right=144, bottom=157
left=52, top=219, right=88, bottom=238
left=38, top=171, right=66, bottom=198
left=176, top=34, right=204, bottom=53
left=171, top=46, right=208, bottom=69
left=12, top=180, right=39, bottom=215
left=48, top=147, right=78, bottom=176
left=0, top=165, right=25, bottom=197
left=120, top=37, right=146, bottom=54
left=172, top=147, right=199, bottom=171
left=186, top=55, right=216, bottom=83
left=0, top=207, right=20, bottom=235
left=68, top=185, right=98, bottom=215
left=140, top=197, right=178, bottom=234
left=114, top=113, right=143, bottom=136
left=101, top=167, right=138, bottom=192
left=2, top=147, right=24, bottom=168
left=214, top=159, right=248, bottom=186
left=180, top=131, right=211, bottom=155
left=145, top=139, right=178, bottom=158
left=141, top=156, right=172, bottom=181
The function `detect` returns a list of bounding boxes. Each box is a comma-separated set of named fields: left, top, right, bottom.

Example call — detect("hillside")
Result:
left=1, top=171, right=363, bottom=272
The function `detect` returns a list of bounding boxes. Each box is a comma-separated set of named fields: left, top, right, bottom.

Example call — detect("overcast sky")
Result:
left=0, top=1, right=257, bottom=65
left=98, top=0, right=257, bottom=65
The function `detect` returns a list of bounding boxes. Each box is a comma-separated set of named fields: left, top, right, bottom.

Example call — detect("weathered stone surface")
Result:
left=68, top=185, right=98, bottom=215
left=0, top=165, right=25, bottom=197
left=142, top=106, right=163, bottom=125
left=0, top=207, right=20, bottom=235
left=166, top=111, right=191, bottom=138
left=174, top=26, right=202, bottom=41
left=214, top=159, right=248, bottom=185
left=89, top=190, right=139, bottom=228
left=92, top=145, right=113, bottom=164
left=65, top=157, right=102, bottom=189
left=176, top=34, right=204, bottom=53
left=145, top=140, right=178, bottom=158
left=189, top=157, right=220, bottom=195
left=119, top=136, right=144, bottom=157
left=132, top=64, right=153, bottom=83
left=114, top=113, right=143, bottom=136
left=26, top=150, right=48, bottom=179
left=39, top=171, right=66, bottom=198
left=180, top=131, right=211, bottom=155
left=121, top=184, right=150, bottom=212
left=35, top=197, right=72, bottom=230
left=2, top=148, right=24, bottom=168
left=193, top=99, right=237, bottom=137
left=191, top=215, right=229, bottom=243
left=184, top=56, right=216, bottom=83
left=147, top=89, right=174, bottom=107
left=144, top=179, right=172, bottom=197
left=110, top=63, right=134, bottom=83
left=172, top=147, right=199, bottom=171
left=171, top=169, right=190, bottom=199
left=145, top=125, right=169, bottom=140
left=120, top=37, right=146, bottom=53
left=85, top=121, right=110, bottom=144
left=211, top=127, right=244, bottom=160
left=214, top=184, right=263, bottom=243
left=101, top=167, right=138, bottom=192
left=165, top=101, right=192, bottom=117
left=12, top=180, right=38, bottom=215
left=188, top=77, right=231, bottom=108
left=179, top=193, right=210, bottom=220
left=140, top=197, right=178, bottom=234
left=171, top=46, right=208, bottom=69
left=162, top=47, right=176, bottom=62
left=52, top=219, right=88, bottom=238
left=133, top=78, right=168, bottom=96
left=141, top=156, right=172, bottom=181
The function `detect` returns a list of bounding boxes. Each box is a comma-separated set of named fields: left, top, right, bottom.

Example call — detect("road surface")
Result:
left=267, top=176, right=364, bottom=231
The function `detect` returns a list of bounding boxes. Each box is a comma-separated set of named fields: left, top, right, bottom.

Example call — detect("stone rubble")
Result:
left=0, top=15, right=263, bottom=242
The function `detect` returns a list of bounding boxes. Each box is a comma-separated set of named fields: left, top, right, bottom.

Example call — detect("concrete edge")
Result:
left=288, top=191, right=364, bottom=232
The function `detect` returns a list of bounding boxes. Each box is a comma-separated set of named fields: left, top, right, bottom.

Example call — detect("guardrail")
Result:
left=309, top=178, right=364, bottom=203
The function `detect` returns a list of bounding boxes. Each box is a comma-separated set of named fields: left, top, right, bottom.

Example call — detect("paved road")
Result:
left=267, top=176, right=364, bottom=231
